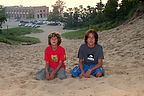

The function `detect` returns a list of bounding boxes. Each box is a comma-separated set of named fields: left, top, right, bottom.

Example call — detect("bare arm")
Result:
left=52, top=61, right=63, bottom=75
left=85, top=59, right=103, bottom=78
left=78, top=59, right=84, bottom=73
left=45, top=61, right=50, bottom=80
left=89, top=59, right=103, bottom=71
left=49, top=61, right=63, bottom=80
left=78, top=59, right=86, bottom=78
left=45, top=61, right=49, bottom=73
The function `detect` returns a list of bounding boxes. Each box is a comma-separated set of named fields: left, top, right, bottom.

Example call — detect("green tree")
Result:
left=73, top=7, right=79, bottom=21
left=0, top=14, right=7, bottom=33
left=0, top=5, right=7, bottom=29
left=104, top=0, right=118, bottom=20
left=96, top=0, right=104, bottom=13
left=26, top=12, right=34, bottom=19
left=52, top=0, right=66, bottom=16
left=118, top=0, right=139, bottom=19
left=49, top=0, right=66, bottom=22
left=63, top=8, right=73, bottom=27
left=78, top=5, right=87, bottom=22
left=0, top=5, right=5, bottom=15
left=47, top=12, right=62, bottom=22
left=92, top=0, right=105, bottom=24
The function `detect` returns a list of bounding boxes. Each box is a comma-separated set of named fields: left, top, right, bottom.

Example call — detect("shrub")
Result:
left=89, top=25, right=99, bottom=31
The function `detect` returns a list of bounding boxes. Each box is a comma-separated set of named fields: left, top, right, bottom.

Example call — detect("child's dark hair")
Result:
left=48, top=32, right=62, bottom=45
left=84, top=29, right=98, bottom=45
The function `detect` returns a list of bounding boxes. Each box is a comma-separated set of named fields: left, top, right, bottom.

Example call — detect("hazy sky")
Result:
left=0, top=0, right=110, bottom=9
left=0, top=0, right=110, bottom=11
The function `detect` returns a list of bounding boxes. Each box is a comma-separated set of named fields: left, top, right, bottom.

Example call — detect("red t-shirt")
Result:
left=44, top=45, right=66, bottom=69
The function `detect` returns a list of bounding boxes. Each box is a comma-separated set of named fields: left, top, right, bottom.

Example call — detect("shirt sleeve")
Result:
left=44, top=48, right=50, bottom=61
left=78, top=45, right=84, bottom=59
left=98, top=45, right=104, bottom=59
left=59, top=48, right=66, bottom=61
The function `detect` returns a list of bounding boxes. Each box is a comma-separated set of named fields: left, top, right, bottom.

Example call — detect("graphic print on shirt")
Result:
left=87, top=54, right=94, bottom=61
left=51, top=55, right=58, bottom=61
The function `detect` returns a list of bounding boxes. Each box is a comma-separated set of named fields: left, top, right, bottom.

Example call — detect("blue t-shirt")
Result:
left=78, top=43, right=104, bottom=65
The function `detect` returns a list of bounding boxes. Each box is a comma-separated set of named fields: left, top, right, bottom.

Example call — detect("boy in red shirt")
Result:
left=36, top=32, right=67, bottom=80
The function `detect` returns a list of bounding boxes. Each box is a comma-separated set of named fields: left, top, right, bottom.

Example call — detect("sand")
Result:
left=0, top=14, right=144, bottom=96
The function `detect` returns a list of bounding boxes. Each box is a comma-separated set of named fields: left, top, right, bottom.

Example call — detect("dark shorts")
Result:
left=35, top=68, right=67, bottom=80
left=71, top=64, right=104, bottom=77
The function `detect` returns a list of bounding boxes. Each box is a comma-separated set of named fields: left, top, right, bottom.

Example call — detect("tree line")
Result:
left=0, top=0, right=143, bottom=31
left=49, top=0, right=143, bottom=29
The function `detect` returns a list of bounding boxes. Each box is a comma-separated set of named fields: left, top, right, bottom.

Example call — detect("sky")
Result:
left=0, top=0, right=110, bottom=11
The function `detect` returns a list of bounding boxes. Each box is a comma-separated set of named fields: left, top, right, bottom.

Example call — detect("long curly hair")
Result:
left=48, top=32, right=62, bottom=45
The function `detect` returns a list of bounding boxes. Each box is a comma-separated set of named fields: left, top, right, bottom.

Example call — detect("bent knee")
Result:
left=96, top=72, right=102, bottom=77
left=57, top=74, right=67, bottom=80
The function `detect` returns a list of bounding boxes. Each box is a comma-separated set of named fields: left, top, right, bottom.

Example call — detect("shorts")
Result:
left=71, top=64, right=104, bottom=77
left=35, top=68, right=67, bottom=80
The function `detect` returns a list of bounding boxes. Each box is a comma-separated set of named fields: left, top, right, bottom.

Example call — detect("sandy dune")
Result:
left=0, top=14, right=144, bottom=96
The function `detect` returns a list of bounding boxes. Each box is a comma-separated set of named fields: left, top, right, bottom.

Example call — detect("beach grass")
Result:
left=61, top=27, right=88, bottom=39
left=0, top=27, right=43, bottom=45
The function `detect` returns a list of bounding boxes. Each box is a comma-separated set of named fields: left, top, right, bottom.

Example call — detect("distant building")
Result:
left=5, top=6, right=49, bottom=20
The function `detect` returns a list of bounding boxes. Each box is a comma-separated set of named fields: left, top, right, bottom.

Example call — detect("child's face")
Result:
left=50, top=36, right=58, bottom=46
left=87, top=33, right=95, bottom=47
